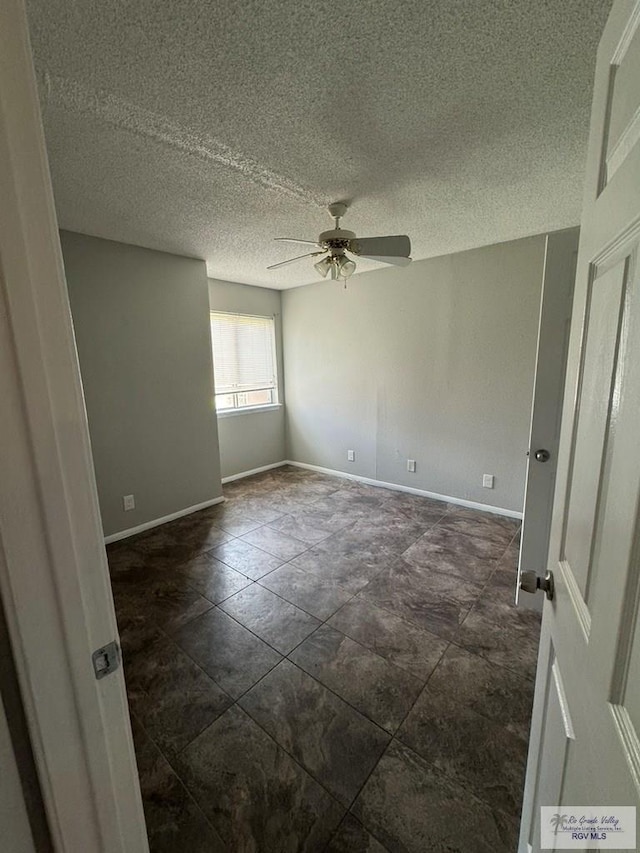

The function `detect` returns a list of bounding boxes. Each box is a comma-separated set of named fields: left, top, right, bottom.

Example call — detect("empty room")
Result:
left=3, top=1, right=640, bottom=852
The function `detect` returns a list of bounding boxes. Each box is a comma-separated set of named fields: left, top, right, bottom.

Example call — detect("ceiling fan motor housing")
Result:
left=319, top=228, right=356, bottom=256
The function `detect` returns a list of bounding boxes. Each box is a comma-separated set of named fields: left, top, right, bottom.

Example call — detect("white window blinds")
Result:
left=210, top=312, right=277, bottom=395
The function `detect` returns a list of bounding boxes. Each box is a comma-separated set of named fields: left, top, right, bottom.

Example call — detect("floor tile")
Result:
left=116, top=608, right=166, bottom=666
left=128, top=526, right=179, bottom=560
left=397, top=683, right=528, bottom=814
left=360, top=569, right=470, bottom=640
left=381, top=491, right=448, bottom=524
left=442, top=505, right=520, bottom=542
left=381, top=560, right=483, bottom=609
left=456, top=595, right=541, bottom=680
left=290, top=624, right=423, bottom=733
left=259, top=562, right=353, bottom=620
left=219, top=584, right=320, bottom=654
left=490, top=543, right=520, bottom=605
left=174, top=552, right=252, bottom=603
left=168, top=514, right=233, bottom=552
left=106, top=542, right=148, bottom=575
left=326, top=813, right=389, bottom=852
left=491, top=564, right=519, bottom=605
left=352, top=739, right=517, bottom=853
left=290, top=549, right=390, bottom=594
left=241, top=525, right=309, bottom=560
left=349, top=515, right=434, bottom=555
left=327, top=597, right=448, bottom=681
left=203, top=503, right=264, bottom=536
left=423, top=644, right=534, bottom=741
left=402, top=526, right=504, bottom=577
left=125, top=636, right=232, bottom=756
left=312, top=494, right=386, bottom=524
left=429, top=524, right=511, bottom=560
left=285, top=503, right=357, bottom=534
left=131, top=717, right=226, bottom=853
left=264, top=494, right=321, bottom=516
left=226, top=497, right=284, bottom=524
left=315, top=527, right=398, bottom=562
left=240, top=660, right=390, bottom=806
left=114, top=576, right=214, bottom=633
left=110, top=468, right=536, bottom=850
left=178, top=705, right=343, bottom=851
left=133, top=519, right=232, bottom=563
left=173, top=607, right=281, bottom=698
left=267, top=513, right=334, bottom=544
left=211, top=538, right=284, bottom=579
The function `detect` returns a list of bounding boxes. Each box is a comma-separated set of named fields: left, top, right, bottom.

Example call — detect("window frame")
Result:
left=209, top=309, right=281, bottom=417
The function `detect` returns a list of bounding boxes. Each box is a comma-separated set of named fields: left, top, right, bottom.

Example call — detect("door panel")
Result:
left=562, top=259, right=627, bottom=599
left=520, top=2, right=640, bottom=849
left=527, top=630, right=576, bottom=853
left=605, top=11, right=640, bottom=184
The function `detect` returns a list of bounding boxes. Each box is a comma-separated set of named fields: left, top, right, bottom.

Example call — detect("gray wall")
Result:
left=283, top=234, right=547, bottom=513
left=208, top=278, right=285, bottom=479
left=62, top=232, right=222, bottom=537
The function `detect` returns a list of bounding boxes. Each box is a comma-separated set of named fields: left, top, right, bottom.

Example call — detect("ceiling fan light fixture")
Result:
left=314, top=256, right=331, bottom=278
left=339, top=256, right=356, bottom=278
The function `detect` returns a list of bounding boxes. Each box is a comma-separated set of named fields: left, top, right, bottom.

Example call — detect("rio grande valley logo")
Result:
left=541, top=807, right=636, bottom=849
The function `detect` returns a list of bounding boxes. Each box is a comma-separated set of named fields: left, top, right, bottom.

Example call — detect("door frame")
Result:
left=0, top=0, right=148, bottom=850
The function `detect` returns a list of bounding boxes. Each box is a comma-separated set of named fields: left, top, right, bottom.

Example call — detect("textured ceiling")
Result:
left=27, top=0, right=611, bottom=289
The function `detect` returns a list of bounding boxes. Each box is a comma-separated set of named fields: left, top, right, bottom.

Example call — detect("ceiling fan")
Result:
left=267, top=202, right=412, bottom=281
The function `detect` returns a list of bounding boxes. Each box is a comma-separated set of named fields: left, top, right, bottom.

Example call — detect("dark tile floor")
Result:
left=107, top=465, right=541, bottom=852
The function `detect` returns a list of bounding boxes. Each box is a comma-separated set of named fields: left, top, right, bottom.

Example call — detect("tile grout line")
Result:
left=129, top=710, right=226, bottom=847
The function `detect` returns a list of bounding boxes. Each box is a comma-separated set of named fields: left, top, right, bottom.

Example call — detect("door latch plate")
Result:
left=92, top=641, right=121, bottom=680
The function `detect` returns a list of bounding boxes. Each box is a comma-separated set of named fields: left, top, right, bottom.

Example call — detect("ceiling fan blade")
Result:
left=274, top=237, right=320, bottom=246
left=267, top=251, right=325, bottom=270
left=359, top=254, right=412, bottom=267
left=350, top=235, right=411, bottom=258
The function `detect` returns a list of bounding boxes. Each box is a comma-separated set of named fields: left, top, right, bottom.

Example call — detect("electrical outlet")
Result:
left=407, top=459, right=416, bottom=473
left=347, top=450, right=355, bottom=462
left=482, top=474, right=494, bottom=489
left=123, top=494, right=135, bottom=511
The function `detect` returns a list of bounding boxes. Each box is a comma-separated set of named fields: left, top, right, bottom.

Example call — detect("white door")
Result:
left=518, top=228, right=579, bottom=610
left=0, top=0, right=148, bottom=850
left=520, top=1, right=640, bottom=850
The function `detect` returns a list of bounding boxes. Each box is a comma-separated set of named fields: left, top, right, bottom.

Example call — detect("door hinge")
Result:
left=92, top=641, right=121, bottom=680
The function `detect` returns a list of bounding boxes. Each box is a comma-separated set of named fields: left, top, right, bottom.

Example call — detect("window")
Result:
left=209, top=311, right=279, bottom=413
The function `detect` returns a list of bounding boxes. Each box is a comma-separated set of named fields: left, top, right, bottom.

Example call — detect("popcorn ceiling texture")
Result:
left=27, top=0, right=611, bottom=289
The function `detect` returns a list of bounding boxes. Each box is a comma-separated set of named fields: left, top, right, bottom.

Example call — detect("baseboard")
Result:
left=104, top=495, right=226, bottom=544
left=221, top=461, right=288, bottom=484
left=284, top=460, right=523, bottom=520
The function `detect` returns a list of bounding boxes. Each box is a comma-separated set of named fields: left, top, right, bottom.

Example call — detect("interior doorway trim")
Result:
left=0, top=1, right=148, bottom=849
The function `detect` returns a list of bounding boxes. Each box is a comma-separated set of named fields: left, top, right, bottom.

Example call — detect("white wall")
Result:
left=62, top=231, right=222, bottom=536
left=283, top=234, right=548, bottom=513
left=208, top=278, right=285, bottom=479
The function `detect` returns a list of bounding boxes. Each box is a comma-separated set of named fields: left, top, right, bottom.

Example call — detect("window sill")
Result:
left=216, top=404, right=283, bottom=419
